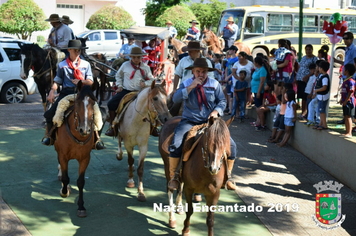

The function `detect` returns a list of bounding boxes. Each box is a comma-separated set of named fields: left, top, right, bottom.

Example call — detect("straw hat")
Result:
left=166, top=20, right=173, bottom=25
left=226, top=16, right=234, bottom=22
left=61, top=15, right=74, bottom=25
left=182, top=41, right=205, bottom=52
left=63, top=40, right=88, bottom=49
left=126, top=47, right=147, bottom=57
left=189, top=20, right=199, bottom=24
left=45, top=14, right=61, bottom=22
left=185, top=58, right=216, bottom=71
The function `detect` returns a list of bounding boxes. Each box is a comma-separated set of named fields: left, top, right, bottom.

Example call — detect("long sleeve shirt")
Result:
left=117, top=43, right=139, bottom=59
left=54, top=59, right=93, bottom=88
left=48, top=24, right=72, bottom=49
left=115, top=61, right=155, bottom=91
left=173, top=76, right=226, bottom=123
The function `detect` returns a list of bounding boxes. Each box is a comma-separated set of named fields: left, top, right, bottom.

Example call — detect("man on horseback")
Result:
left=221, top=16, right=238, bottom=52
left=185, top=20, right=200, bottom=41
left=168, top=58, right=238, bottom=191
left=46, top=14, right=73, bottom=57
left=105, top=47, right=156, bottom=137
left=61, top=15, right=75, bottom=39
left=166, top=21, right=177, bottom=39
left=111, top=34, right=139, bottom=73
left=41, top=40, right=105, bottom=150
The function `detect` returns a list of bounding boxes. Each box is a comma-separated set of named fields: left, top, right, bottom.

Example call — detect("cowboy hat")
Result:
left=61, top=15, right=74, bottom=24
left=166, top=20, right=173, bottom=25
left=63, top=40, right=88, bottom=49
left=226, top=16, right=234, bottom=22
left=182, top=41, right=205, bottom=52
left=126, top=47, right=147, bottom=57
left=45, top=14, right=61, bottom=22
left=127, top=34, right=135, bottom=39
left=189, top=20, right=199, bottom=24
left=185, top=58, right=216, bottom=71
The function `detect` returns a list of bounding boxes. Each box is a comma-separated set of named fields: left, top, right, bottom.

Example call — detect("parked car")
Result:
left=77, top=30, right=123, bottom=59
left=0, top=38, right=37, bottom=103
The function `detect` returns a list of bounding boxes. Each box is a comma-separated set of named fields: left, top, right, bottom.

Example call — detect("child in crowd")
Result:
left=231, top=69, right=248, bottom=121
left=303, top=63, right=316, bottom=122
left=213, top=54, right=223, bottom=82
left=256, top=82, right=277, bottom=131
left=306, top=60, right=322, bottom=126
left=313, top=60, right=330, bottom=130
left=277, top=89, right=297, bottom=147
left=268, top=83, right=293, bottom=142
left=340, top=63, right=356, bottom=137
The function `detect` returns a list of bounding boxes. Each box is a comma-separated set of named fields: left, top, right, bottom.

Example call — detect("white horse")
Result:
left=113, top=80, right=170, bottom=201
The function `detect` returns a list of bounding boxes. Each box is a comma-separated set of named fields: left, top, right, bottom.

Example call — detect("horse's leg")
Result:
left=136, top=144, right=147, bottom=202
left=77, top=157, right=90, bottom=218
left=59, top=157, right=70, bottom=198
left=57, top=163, right=62, bottom=181
left=206, top=192, right=220, bottom=236
left=182, top=188, right=194, bottom=236
left=116, top=137, right=124, bottom=161
left=176, top=182, right=184, bottom=215
left=168, top=189, right=178, bottom=228
left=126, top=146, right=135, bottom=188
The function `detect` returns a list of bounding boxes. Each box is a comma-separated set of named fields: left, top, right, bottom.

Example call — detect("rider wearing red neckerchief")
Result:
left=168, top=58, right=238, bottom=191
left=185, top=20, right=201, bottom=41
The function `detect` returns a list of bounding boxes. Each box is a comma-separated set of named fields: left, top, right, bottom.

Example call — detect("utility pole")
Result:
left=298, top=0, right=303, bottom=61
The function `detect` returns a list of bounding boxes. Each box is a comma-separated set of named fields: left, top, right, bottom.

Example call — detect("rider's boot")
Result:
left=226, top=159, right=237, bottom=190
left=41, top=121, right=54, bottom=146
left=168, top=157, right=180, bottom=191
left=105, top=110, right=116, bottom=137
left=93, top=131, right=106, bottom=150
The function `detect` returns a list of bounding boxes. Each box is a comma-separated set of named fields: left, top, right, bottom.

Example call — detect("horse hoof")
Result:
left=137, top=192, right=146, bottom=202
left=127, top=180, right=135, bottom=188
left=169, top=219, right=176, bottom=228
left=182, top=230, right=190, bottom=236
left=77, top=210, right=87, bottom=218
left=60, top=185, right=70, bottom=198
left=116, top=153, right=123, bottom=161
left=194, top=194, right=202, bottom=202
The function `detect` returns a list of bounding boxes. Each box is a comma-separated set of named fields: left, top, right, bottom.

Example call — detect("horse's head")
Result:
left=76, top=36, right=88, bottom=56
left=202, top=117, right=231, bottom=175
left=17, top=42, right=34, bottom=79
left=148, top=80, right=171, bottom=125
left=74, top=81, right=97, bottom=136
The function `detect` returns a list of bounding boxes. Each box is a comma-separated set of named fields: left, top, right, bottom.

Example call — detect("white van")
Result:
left=77, top=30, right=122, bottom=59
left=0, top=38, right=37, bottom=103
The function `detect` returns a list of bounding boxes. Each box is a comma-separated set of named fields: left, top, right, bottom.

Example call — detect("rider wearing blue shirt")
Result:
left=168, top=58, right=237, bottom=191
left=185, top=20, right=200, bottom=41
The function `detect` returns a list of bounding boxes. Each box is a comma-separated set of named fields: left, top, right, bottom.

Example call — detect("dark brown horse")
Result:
left=55, top=81, right=96, bottom=217
left=159, top=116, right=233, bottom=236
left=168, top=37, right=187, bottom=66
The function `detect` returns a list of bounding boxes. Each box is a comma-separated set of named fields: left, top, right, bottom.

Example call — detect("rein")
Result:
left=134, top=88, right=162, bottom=127
left=29, top=48, right=55, bottom=87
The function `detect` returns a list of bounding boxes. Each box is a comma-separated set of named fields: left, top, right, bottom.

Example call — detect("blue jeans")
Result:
left=307, top=97, right=320, bottom=124
left=231, top=98, right=246, bottom=118
left=169, top=118, right=236, bottom=160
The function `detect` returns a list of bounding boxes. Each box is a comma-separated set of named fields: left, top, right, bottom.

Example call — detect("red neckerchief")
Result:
left=130, top=61, right=148, bottom=80
left=194, top=77, right=209, bottom=110
left=66, top=57, right=84, bottom=80
left=191, top=27, right=199, bottom=34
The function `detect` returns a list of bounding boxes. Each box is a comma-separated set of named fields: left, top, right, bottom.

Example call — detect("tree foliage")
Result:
left=155, top=4, right=197, bottom=39
left=143, top=0, right=188, bottom=26
left=86, top=5, right=135, bottom=30
left=0, top=0, right=49, bottom=40
left=190, top=0, right=227, bottom=32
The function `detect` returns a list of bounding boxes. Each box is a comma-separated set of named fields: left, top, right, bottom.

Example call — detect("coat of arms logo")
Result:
left=312, top=180, right=346, bottom=230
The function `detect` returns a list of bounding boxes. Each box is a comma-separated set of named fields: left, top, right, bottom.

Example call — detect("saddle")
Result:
left=162, top=123, right=208, bottom=162
left=112, top=92, right=138, bottom=129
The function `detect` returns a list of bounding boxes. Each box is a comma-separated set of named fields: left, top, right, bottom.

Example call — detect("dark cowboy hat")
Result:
left=126, top=47, right=147, bottom=57
left=63, top=40, right=88, bottom=49
left=185, top=58, right=216, bottom=71
left=127, top=34, right=135, bottom=39
left=61, top=15, right=74, bottom=24
left=189, top=20, right=199, bottom=24
left=45, top=14, right=61, bottom=22
left=182, top=41, right=205, bottom=52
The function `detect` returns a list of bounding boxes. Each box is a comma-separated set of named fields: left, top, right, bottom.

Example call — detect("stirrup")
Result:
left=168, top=177, right=181, bottom=191
left=94, top=139, right=106, bottom=150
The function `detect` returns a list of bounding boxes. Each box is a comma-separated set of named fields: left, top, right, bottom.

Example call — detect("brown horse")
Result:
left=201, top=29, right=251, bottom=56
left=159, top=116, right=233, bottom=236
left=168, top=37, right=187, bottom=65
left=55, top=81, right=97, bottom=217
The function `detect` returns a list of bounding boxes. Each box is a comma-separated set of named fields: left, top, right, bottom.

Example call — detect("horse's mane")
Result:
left=206, top=118, right=230, bottom=156
left=77, top=85, right=97, bottom=102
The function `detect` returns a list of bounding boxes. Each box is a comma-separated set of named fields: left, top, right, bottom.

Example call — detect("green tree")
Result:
left=86, top=5, right=135, bottom=30
left=0, top=0, right=49, bottom=39
left=190, top=0, right=227, bottom=32
left=143, top=0, right=188, bottom=26
left=155, top=4, right=197, bottom=39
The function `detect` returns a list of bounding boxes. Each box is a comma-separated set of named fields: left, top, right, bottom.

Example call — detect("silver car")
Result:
left=77, top=30, right=122, bottom=59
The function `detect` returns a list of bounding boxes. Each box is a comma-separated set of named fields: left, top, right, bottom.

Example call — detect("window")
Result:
left=3, top=48, right=20, bottom=61
left=294, top=15, right=318, bottom=32
left=345, top=16, right=356, bottom=34
left=104, top=32, right=118, bottom=40
left=246, top=16, right=264, bottom=34
left=0, top=52, right=3, bottom=62
left=319, top=15, right=331, bottom=31
left=57, top=4, right=82, bottom=9
left=88, top=32, right=101, bottom=41
left=267, top=14, right=292, bottom=31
